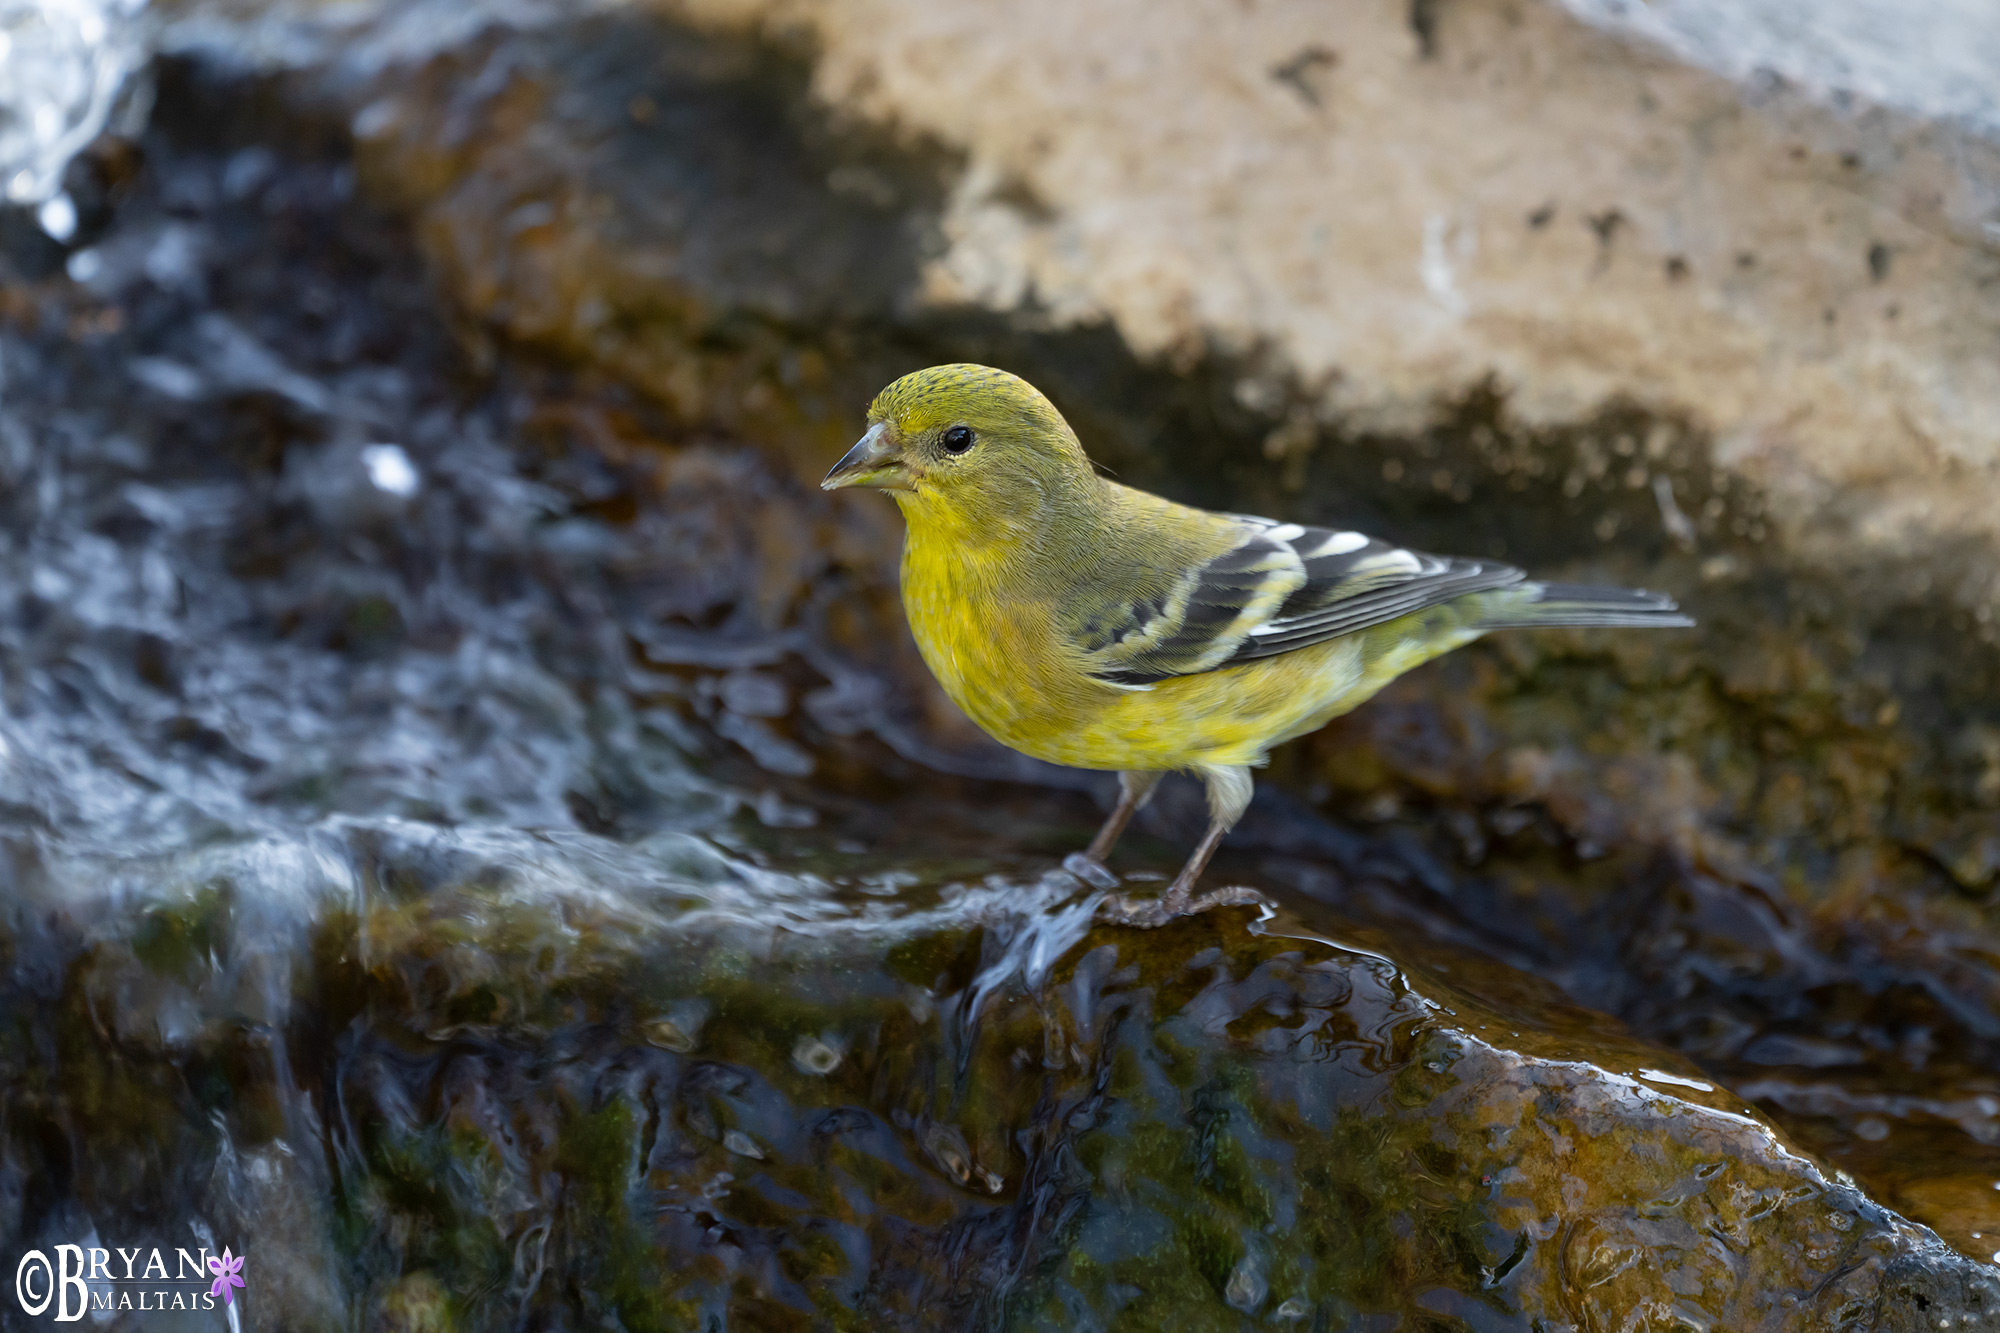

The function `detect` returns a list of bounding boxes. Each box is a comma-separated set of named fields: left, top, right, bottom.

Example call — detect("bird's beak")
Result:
left=822, top=422, right=912, bottom=491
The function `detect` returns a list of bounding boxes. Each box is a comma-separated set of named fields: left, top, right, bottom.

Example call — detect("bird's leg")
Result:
left=1064, top=770, right=1163, bottom=890
left=1087, top=770, right=1164, bottom=862
left=1160, top=818, right=1233, bottom=909
left=1098, top=765, right=1267, bottom=926
left=1159, top=765, right=1255, bottom=914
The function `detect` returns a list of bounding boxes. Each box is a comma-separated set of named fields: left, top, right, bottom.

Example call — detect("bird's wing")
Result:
left=1082, top=516, right=1524, bottom=687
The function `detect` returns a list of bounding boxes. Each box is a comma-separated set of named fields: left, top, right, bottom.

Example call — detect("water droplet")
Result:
left=361, top=443, right=420, bottom=497
left=792, top=1035, right=841, bottom=1075
left=37, top=193, right=76, bottom=242
left=1224, top=1256, right=1267, bottom=1314
left=647, top=1002, right=710, bottom=1053
left=922, top=1123, right=972, bottom=1184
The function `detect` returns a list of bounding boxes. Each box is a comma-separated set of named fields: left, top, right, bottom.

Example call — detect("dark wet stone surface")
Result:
left=18, top=861, right=1994, bottom=1330
left=0, top=13, right=1999, bottom=1331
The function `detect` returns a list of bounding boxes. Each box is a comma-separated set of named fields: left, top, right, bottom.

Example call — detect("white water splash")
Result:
left=0, top=0, right=149, bottom=212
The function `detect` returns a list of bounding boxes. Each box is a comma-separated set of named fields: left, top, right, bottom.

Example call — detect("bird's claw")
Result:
left=1062, top=852, right=1121, bottom=891
left=1094, top=883, right=1269, bottom=929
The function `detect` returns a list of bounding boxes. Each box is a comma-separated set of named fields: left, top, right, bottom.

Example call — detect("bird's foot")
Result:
left=1061, top=852, right=1121, bottom=891
left=1094, top=881, right=1268, bottom=929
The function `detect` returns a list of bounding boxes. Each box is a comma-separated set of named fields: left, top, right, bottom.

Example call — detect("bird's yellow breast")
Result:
left=898, top=521, right=1470, bottom=773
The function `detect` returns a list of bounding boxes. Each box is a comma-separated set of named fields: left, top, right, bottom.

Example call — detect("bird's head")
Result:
left=822, top=364, right=1097, bottom=534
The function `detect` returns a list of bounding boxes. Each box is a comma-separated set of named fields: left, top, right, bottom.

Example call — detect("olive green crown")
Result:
left=868, top=363, right=1070, bottom=439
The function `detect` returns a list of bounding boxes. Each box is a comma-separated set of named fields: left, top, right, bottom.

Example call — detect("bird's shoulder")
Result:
left=1053, top=485, right=1274, bottom=676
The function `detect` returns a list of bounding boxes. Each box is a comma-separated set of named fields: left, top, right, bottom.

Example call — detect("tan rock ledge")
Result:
left=646, top=0, right=2000, bottom=589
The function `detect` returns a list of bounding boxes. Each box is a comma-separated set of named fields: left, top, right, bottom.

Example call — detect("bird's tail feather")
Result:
left=1476, top=581, right=1694, bottom=630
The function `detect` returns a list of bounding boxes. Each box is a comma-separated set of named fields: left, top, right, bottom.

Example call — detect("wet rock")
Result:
left=2, top=3, right=2000, bottom=1324
left=9, top=844, right=1999, bottom=1329
left=178, top=1, right=2000, bottom=1256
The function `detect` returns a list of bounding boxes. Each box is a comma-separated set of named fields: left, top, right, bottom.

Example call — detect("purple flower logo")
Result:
left=207, top=1249, right=246, bottom=1306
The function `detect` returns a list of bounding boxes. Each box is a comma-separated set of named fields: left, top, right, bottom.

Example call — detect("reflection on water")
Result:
left=0, top=18, right=1998, bottom=1331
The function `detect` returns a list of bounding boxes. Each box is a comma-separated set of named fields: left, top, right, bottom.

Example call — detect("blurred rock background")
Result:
left=5, top=0, right=2000, bottom=1327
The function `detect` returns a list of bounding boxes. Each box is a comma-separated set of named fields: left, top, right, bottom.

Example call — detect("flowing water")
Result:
left=2, top=10, right=2000, bottom=1331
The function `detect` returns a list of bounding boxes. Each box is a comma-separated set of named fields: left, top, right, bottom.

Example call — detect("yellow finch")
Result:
left=824, top=364, right=1691, bottom=922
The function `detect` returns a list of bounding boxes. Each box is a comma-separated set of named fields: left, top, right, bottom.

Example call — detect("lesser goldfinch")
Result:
left=824, top=364, right=1691, bottom=923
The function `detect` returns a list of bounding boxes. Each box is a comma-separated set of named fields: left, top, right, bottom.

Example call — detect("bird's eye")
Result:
left=940, top=425, right=975, bottom=455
